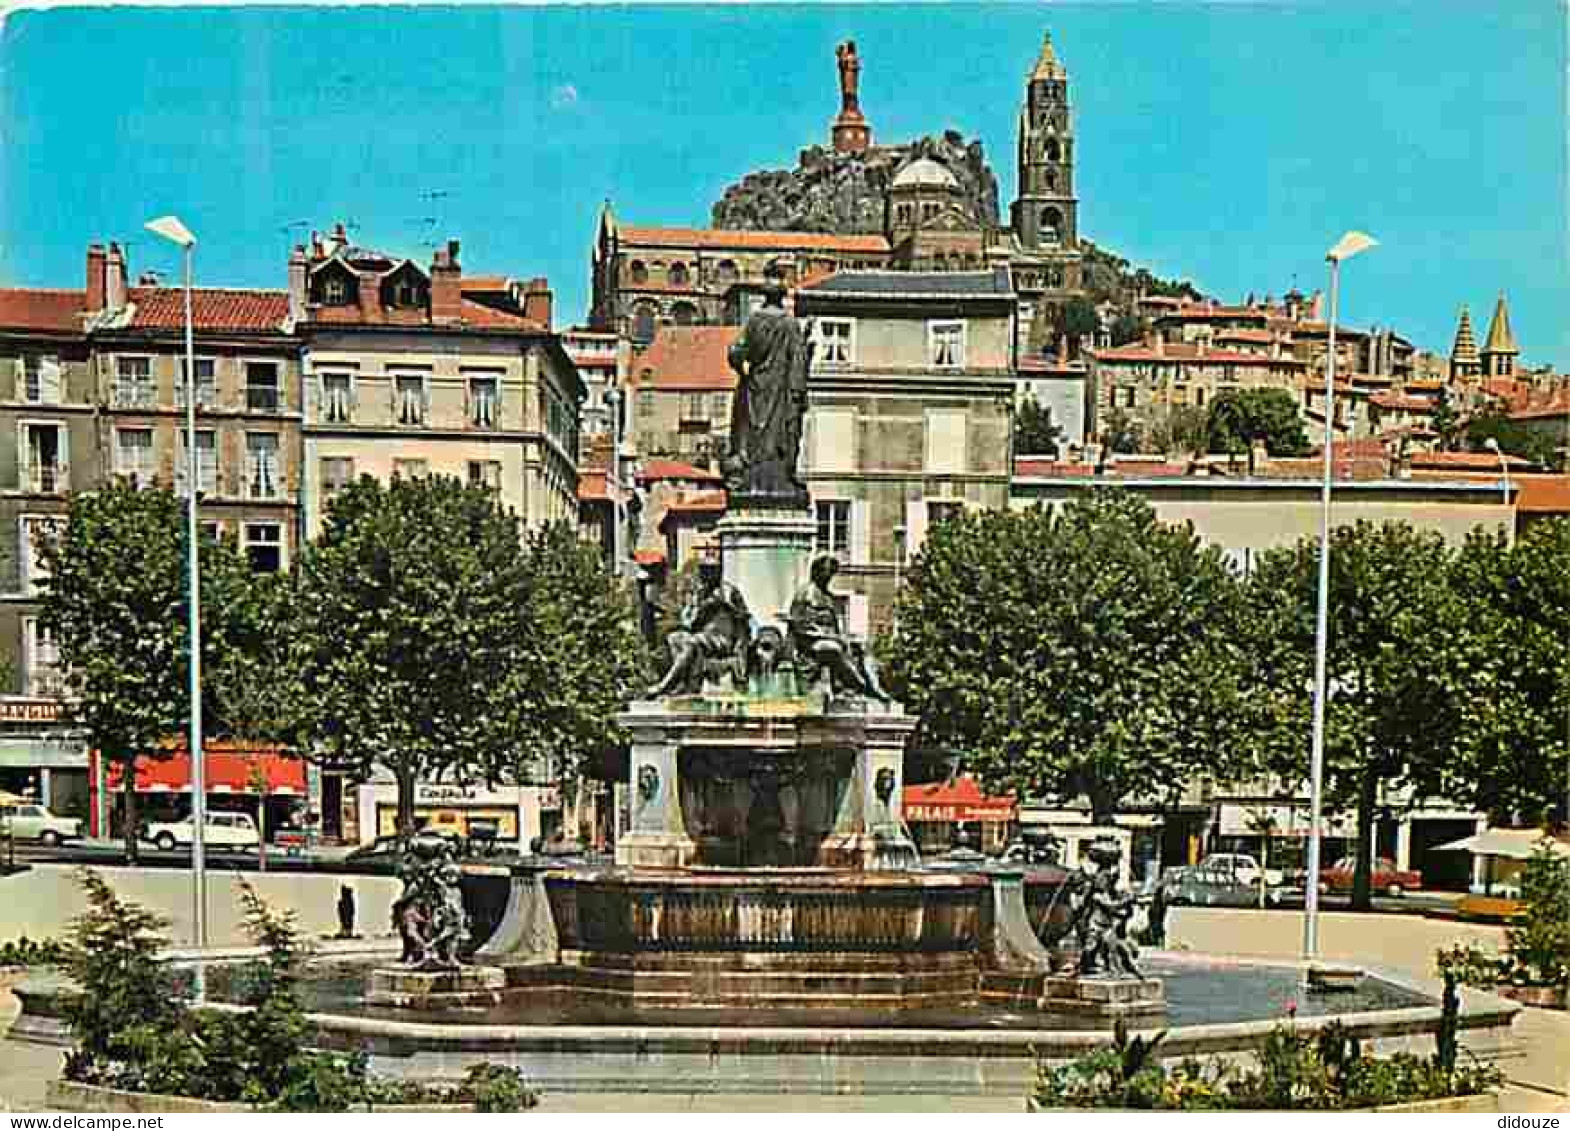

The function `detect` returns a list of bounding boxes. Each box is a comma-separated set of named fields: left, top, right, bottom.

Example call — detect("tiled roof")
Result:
left=457, top=296, right=545, bottom=329
left=1214, top=328, right=1277, bottom=343
left=1257, top=456, right=1389, bottom=481
left=1014, top=458, right=1095, bottom=478
left=1482, top=377, right=1526, bottom=400
left=659, top=491, right=729, bottom=529
left=620, top=226, right=890, bottom=254
left=1508, top=389, right=1570, bottom=421
left=1161, top=303, right=1270, bottom=322
left=630, top=326, right=740, bottom=391
left=1516, top=474, right=1570, bottom=513
left=1369, top=392, right=1434, bottom=412
left=1321, top=436, right=1398, bottom=460
left=1410, top=450, right=1532, bottom=470
left=1017, top=355, right=1087, bottom=374
left=636, top=458, right=723, bottom=485
left=798, top=268, right=1013, bottom=299
left=1095, top=342, right=1305, bottom=366
left=0, top=288, right=85, bottom=333
left=127, top=287, right=289, bottom=333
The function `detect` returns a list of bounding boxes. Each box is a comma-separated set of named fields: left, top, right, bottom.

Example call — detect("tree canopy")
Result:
left=1015, top=395, right=1065, bottom=457
left=1206, top=388, right=1311, bottom=464
left=880, top=489, right=1251, bottom=820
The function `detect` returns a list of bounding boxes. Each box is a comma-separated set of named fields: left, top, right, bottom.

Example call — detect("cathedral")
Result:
left=590, top=31, right=1087, bottom=355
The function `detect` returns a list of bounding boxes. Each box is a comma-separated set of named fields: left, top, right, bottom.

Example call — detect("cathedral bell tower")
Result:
left=1011, top=31, right=1079, bottom=254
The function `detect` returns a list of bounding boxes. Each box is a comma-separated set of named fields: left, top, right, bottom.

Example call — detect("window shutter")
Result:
left=38, top=356, right=61, bottom=403
left=850, top=498, right=871, bottom=566
left=11, top=357, right=23, bottom=401
left=905, top=498, right=929, bottom=556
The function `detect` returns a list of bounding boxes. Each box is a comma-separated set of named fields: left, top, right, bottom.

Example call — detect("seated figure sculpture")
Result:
left=648, top=556, right=751, bottom=697
left=787, top=554, right=887, bottom=702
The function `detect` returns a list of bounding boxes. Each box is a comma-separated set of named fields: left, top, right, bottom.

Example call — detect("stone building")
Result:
left=624, top=325, right=739, bottom=464
left=291, top=227, right=583, bottom=539
left=795, top=268, right=1018, bottom=634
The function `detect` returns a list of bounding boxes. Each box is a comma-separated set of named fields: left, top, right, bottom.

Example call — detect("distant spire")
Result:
left=1481, top=292, right=1518, bottom=356
left=1032, top=30, right=1065, bottom=80
left=1451, top=305, right=1480, bottom=366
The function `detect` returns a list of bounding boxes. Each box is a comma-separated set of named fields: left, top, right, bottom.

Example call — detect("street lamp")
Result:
left=144, top=215, right=206, bottom=979
left=1303, top=230, right=1377, bottom=966
left=1483, top=438, right=1511, bottom=510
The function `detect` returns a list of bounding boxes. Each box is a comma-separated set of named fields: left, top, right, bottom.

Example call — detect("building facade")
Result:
left=797, top=269, right=1018, bottom=634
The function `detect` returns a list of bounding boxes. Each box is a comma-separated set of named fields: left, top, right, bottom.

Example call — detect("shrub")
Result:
left=1505, top=845, right=1570, bottom=988
left=454, top=1063, right=540, bottom=1112
left=0, top=936, right=68, bottom=968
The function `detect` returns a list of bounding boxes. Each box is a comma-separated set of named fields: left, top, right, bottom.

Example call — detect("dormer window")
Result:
left=324, top=277, right=346, bottom=304
left=395, top=280, right=421, bottom=307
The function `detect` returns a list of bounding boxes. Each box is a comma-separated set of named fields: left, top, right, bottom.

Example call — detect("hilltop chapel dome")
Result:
left=892, top=157, right=960, bottom=190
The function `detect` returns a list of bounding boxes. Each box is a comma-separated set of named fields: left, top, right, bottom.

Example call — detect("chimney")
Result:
left=1309, top=291, right=1324, bottom=321
left=85, top=243, right=107, bottom=314
left=310, top=230, right=324, bottom=261
left=431, top=238, right=462, bottom=322
left=523, top=276, right=553, bottom=328
left=105, top=242, right=128, bottom=313
left=356, top=265, right=381, bottom=323
left=288, top=244, right=308, bottom=324
left=326, top=223, right=348, bottom=257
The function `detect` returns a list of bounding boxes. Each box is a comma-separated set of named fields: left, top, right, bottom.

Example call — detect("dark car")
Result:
left=1164, top=865, right=1282, bottom=908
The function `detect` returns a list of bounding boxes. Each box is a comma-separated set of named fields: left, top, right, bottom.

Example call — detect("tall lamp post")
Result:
left=144, top=216, right=206, bottom=978
left=1303, top=230, right=1377, bottom=966
left=1483, top=438, right=1512, bottom=510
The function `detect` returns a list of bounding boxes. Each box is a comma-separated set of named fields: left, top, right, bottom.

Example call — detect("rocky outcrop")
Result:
left=711, top=130, right=999, bottom=235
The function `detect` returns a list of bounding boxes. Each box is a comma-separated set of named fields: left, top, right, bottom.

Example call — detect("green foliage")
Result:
left=0, top=935, right=68, bottom=967
left=1078, top=238, right=1204, bottom=309
left=455, top=1063, right=541, bottom=1112
left=1435, top=942, right=1511, bottom=990
left=1147, top=405, right=1209, bottom=456
left=1505, top=845, right=1570, bottom=987
left=881, top=489, right=1250, bottom=819
left=1206, top=388, right=1311, bottom=462
left=1032, top=1016, right=1502, bottom=1111
left=1015, top=395, right=1065, bottom=457
left=37, top=483, right=260, bottom=860
left=1100, top=408, right=1141, bottom=455
left=1109, top=312, right=1147, bottom=347
left=1465, top=407, right=1559, bottom=469
left=1430, top=387, right=1464, bottom=451
left=1244, top=521, right=1465, bottom=908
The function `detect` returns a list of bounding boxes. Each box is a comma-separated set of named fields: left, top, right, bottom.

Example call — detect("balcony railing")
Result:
left=22, top=463, right=68, bottom=494
left=247, top=461, right=281, bottom=500
left=113, top=381, right=155, bottom=409
left=246, top=386, right=281, bottom=412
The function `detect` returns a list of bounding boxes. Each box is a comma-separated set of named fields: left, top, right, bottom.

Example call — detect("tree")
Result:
left=1100, top=408, right=1142, bottom=456
left=1464, top=407, right=1559, bottom=469
left=1016, top=395, right=1066, bottom=457
left=1109, top=312, right=1147, bottom=347
left=1441, top=521, right=1570, bottom=828
left=1429, top=386, right=1464, bottom=452
left=1147, top=405, right=1209, bottom=456
left=289, top=475, right=537, bottom=835
left=1206, top=388, right=1311, bottom=467
left=37, top=483, right=255, bottom=863
left=1244, top=522, right=1465, bottom=910
left=879, top=489, right=1251, bottom=821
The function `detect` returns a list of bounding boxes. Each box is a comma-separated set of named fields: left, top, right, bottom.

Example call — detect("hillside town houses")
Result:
left=0, top=28, right=1566, bottom=888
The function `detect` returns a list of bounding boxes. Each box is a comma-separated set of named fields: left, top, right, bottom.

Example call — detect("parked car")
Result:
left=143, top=812, right=260, bottom=852
left=1163, top=864, right=1284, bottom=908
left=1320, top=856, right=1421, bottom=897
left=0, top=802, right=83, bottom=846
left=1198, top=852, right=1284, bottom=888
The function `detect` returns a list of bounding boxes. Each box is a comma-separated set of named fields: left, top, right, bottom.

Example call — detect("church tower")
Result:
left=1450, top=305, right=1482, bottom=382
left=1012, top=32, right=1079, bottom=255
left=1480, top=293, right=1519, bottom=379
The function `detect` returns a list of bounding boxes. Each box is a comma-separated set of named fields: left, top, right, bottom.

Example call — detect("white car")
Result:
left=144, top=812, right=260, bottom=852
left=0, top=802, right=83, bottom=846
left=1200, top=852, right=1284, bottom=888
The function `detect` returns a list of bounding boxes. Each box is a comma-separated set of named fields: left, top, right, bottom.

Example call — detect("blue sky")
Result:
left=1, top=2, right=1565, bottom=366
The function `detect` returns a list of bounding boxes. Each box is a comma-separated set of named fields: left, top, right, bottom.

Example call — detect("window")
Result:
left=177, top=429, right=218, bottom=496
left=243, top=522, right=283, bottom=573
left=245, top=432, right=280, bottom=499
left=926, top=500, right=964, bottom=528
left=672, top=302, right=698, bottom=326
left=323, top=276, right=347, bottom=304
left=114, top=357, right=154, bottom=408
left=200, top=521, right=223, bottom=543
left=1045, top=138, right=1061, bottom=162
left=668, top=263, right=689, bottom=287
left=467, top=460, right=501, bottom=490
left=468, top=375, right=499, bottom=428
left=921, top=202, right=940, bottom=223
left=810, top=408, right=856, bottom=474
left=245, top=363, right=280, bottom=411
left=22, top=422, right=66, bottom=494
left=711, top=392, right=730, bottom=421
left=929, top=321, right=966, bottom=368
left=814, top=500, right=851, bottom=558
left=392, top=458, right=428, bottom=480
left=1119, top=386, right=1137, bottom=409
left=176, top=358, right=217, bottom=408
left=320, top=372, right=354, bottom=423
left=815, top=319, right=854, bottom=367
left=895, top=203, right=913, bottom=227
left=1041, top=207, right=1064, bottom=244
left=23, top=618, right=63, bottom=698
left=321, top=456, right=355, bottom=497
left=394, top=372, right=428, bottom=425
left=630, top=304, right=656, bottom=343
left=20, top=355, right=62, bottom=404
left=392, top=277, right=424, bottom=308
left=638, top=390, right=656, bottom=419
left=628, top=260, right=648, bottom=285
left=115, top=427, right=155, bottom=485
left=18, top=515, right=63, bottom=594
left=680, top=393, right=709, bottom=424
left=924, top=408, right=967, bottom=474
left=714, top=259, right=738, bottom=285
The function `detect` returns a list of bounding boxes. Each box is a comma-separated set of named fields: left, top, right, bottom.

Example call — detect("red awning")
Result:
left=903, top=776, right=1016, bottom=823
left=105, top=743, right=306, bottom=796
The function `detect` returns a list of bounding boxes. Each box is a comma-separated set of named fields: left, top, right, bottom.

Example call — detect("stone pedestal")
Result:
left=717, top=503, right=815, bottom=630
left=1040, top=974, right=1166, bottom=1017
left=367, top=964, right=505, bottom=1009
left=616, top=729, right=698, bottom=868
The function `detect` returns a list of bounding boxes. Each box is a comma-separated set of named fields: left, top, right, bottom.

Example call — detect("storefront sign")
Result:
left=0, top=699, right=64, bottom=724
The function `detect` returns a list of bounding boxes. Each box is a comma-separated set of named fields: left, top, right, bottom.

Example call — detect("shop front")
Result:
left=92, top=742, right=307, bottom=841
left=354, top=778, right=544, bottom=849
left=0, top=698, right=88, bottom=818
left=903, top=776, right=1017, bottom=854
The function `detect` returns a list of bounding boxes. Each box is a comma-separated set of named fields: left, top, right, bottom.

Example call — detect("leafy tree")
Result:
left=1464, top=407, right=1559, bottom=469
left=1109, top=312, right=1147, bottom=347
left=37, top=483, right=256, bottom=862
left=1016, top=394, right=1066, bottom=456
left=1244, top=522, right=1464, bottom=910
left=880, top=489, right=1250, bottom=821
left=1147, top=405, right=1209, bottom=456
left=1206, top=388, right=1311, bottom=467
left=1100, top=408, right=1142, bottom=456
left=1429, top=386, right=1464, bottom=452
left=1441, top=521, right=1570, bottom=827
left=288, top=475, right=537, bottom=835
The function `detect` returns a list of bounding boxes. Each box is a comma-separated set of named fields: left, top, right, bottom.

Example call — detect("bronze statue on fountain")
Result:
left=647, top=557, right=752, bottom=697
left=723, top=278, right=811, bottom=507
left=788, top=554, right=890, bottom=703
